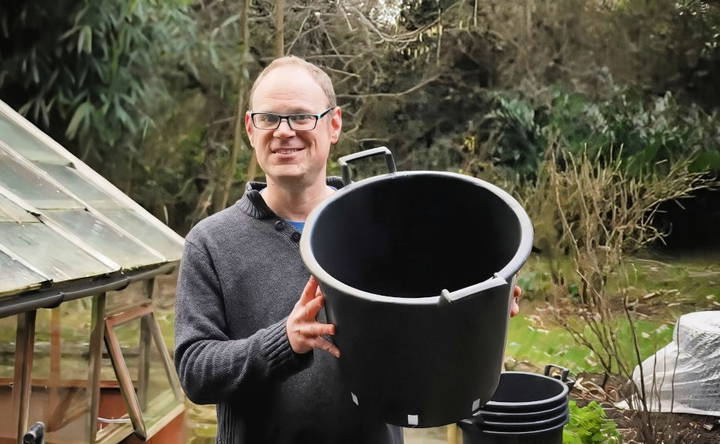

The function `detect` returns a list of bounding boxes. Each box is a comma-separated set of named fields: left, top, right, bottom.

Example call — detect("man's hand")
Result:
left=287, top=276, right=341, bottom=358
left=510, top=285, right=522, bottom=317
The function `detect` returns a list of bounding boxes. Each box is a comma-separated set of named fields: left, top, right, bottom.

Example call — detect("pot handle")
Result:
left=339, top=146, right=397, bottom=184
left=544, top=364, right=576, bottom=390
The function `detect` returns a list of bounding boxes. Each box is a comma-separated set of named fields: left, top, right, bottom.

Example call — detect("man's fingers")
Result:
left=510, top=285, right=521, bottom=318
left=513, top=285, right=522, bottom=299
left=300, top=276, right=319, bottom=304
left=510, top=298, right=520, bottom=317
left=298, top=322, right=335, bottom=337
left=303, top=293, right=325, bottom=319
left=309, top=336, right=341, bottom=358
left=290, top=276, right=341, bottom=357
left=287, top=321, right=339, bottom=356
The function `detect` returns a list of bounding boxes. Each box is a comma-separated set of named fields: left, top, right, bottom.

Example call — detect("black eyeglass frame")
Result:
left=249, top=108, right=334, bottom=131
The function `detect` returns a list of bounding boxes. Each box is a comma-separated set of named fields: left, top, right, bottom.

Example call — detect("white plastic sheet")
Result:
left=631, top=311, right=720, bottom=416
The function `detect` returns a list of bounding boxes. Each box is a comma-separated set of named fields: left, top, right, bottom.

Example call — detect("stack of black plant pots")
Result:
left=459, top=365, right=574, bottom=444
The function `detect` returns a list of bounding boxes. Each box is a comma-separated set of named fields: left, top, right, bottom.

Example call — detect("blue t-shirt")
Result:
left=259, top=185, right=337, bottom=233
left=286, top=220, right=305, bottom=232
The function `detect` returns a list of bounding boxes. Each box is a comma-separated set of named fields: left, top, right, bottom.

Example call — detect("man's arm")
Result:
left=173, top=240, right=309, bottom=404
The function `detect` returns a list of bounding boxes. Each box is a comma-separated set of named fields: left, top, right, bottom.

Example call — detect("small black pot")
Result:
left=459, top=366, right=574, bottom=444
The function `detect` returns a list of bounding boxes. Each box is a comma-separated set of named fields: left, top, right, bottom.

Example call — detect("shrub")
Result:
left=471, top=87, right=720, bottom=182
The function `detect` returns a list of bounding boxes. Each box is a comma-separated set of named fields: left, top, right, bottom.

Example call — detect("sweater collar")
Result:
left=237, top=177, right=345, bottom=219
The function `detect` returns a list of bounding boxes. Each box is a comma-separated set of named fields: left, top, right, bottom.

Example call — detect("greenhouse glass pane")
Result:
left=28, top=301, right=94, bottom=443
left=0, top=194, right=35, bottom=222
left=0, top=149, right=82, bottom=210
left=143, top=318, right=180, bottom=431
left=0, top=315, right=17, bottom=441
left=0, top=222, right=115, bottom=282
left=110, top=316, right=180, bottom=434
left=0, top=315, right=15, bottom=378
left=0, top=113, right=68, bottom=164
left=46, top=209, right=165, bottom=269
left=0, top=250, right=46, bottom=295
left=101, top=209, right=182, bottom=261
left=38, top=163, right=121, bottom=209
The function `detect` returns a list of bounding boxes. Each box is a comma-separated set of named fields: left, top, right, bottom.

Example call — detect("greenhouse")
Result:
left=0, top=99, right=186, bottom=443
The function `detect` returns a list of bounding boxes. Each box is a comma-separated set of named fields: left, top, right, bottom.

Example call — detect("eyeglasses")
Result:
left=249, top=108, right=334, bottom=131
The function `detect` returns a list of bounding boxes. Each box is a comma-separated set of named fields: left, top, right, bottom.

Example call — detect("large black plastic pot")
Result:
left=459, top=366, right=574, bottom=444
left=299, top=148, right=533, bottom=427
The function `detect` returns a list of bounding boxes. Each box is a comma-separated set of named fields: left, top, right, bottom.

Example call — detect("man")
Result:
left=174, top=56, right=521, bottom=443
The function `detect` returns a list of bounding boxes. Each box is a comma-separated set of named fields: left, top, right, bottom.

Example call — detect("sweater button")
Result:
left=291, top=232, right=301, bottom=242
left=274, top=220, right=286, bottom=231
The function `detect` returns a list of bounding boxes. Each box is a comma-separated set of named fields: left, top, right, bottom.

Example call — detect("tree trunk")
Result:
left=274, top=0, right=285, bottom=58
left=242, top=0, right=285, bottom=191
left=215, top=0, right=251, bottom=212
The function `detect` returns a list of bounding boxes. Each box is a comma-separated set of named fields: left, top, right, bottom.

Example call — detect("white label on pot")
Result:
left=351, top=392, right=359, bottom=406
left=407, top=415, right=418, bottom=426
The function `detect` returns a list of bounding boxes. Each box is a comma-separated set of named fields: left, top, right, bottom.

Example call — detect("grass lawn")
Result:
left=505, top=312, right=674, bottom=373
left=507, top=251, right=719, bottom=373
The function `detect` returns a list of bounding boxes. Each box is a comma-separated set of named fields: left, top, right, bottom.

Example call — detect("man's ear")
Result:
left=330, top=107, right=342, bottom=144
left=244, top=111, right=254, bottom=146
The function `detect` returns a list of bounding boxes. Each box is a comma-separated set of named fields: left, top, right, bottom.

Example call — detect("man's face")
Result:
left=245, top=66, right=342, bottom=187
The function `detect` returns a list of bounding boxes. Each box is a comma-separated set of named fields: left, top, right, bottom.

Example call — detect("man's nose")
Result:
left=273, top=118, right=296, bottom=137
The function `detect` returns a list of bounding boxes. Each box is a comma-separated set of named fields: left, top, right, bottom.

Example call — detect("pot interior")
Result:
left=488, top=373, right=566, bottom=404
left=309, top=174, right=523, bottom=298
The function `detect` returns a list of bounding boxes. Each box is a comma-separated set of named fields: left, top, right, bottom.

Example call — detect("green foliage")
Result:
left=456, top=87, right=720, bottom=181
left=2, top=0, right=718, bottom=231
left=0, top=0, right=194, bottom=156
left=476, top=94, right=542, bottom=177
left=563, top=401, right=621, bottom=444
left=542, top=89, right=720, bottom=174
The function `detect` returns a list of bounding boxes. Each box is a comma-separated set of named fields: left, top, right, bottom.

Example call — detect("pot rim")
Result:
left=481, top=371, right=570, bottom=410
left=299, top=170, right=534, bottom=305
left=476, top=399, right=567, bottom=418
left=478, top=407, right=568, bottom=432
left=464, top=415, right=569, bottom=436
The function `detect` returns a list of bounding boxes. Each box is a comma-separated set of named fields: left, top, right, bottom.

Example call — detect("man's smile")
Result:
left=271, top=147, right=305, bottom=155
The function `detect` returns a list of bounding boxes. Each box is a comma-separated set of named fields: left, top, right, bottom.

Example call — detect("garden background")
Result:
left=2, top=0, right=719, bottom=442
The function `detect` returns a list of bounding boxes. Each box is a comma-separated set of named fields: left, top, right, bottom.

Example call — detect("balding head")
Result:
left=249, top=56, right=336, bottom=110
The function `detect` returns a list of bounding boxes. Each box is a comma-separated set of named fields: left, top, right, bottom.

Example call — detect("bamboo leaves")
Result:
left=66, top=102, right=93, bottom=139
left=78, top=25, right=93, bottom=54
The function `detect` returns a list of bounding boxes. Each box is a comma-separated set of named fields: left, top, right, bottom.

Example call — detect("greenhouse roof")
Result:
left=0, top=100, right=184, bottom=299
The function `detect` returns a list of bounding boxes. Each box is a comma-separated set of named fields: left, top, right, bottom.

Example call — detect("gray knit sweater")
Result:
left=174, top=179, right=403, bottom=444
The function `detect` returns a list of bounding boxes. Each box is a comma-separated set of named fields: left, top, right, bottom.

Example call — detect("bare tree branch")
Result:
left=337, top=74, right=440, bottom=99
